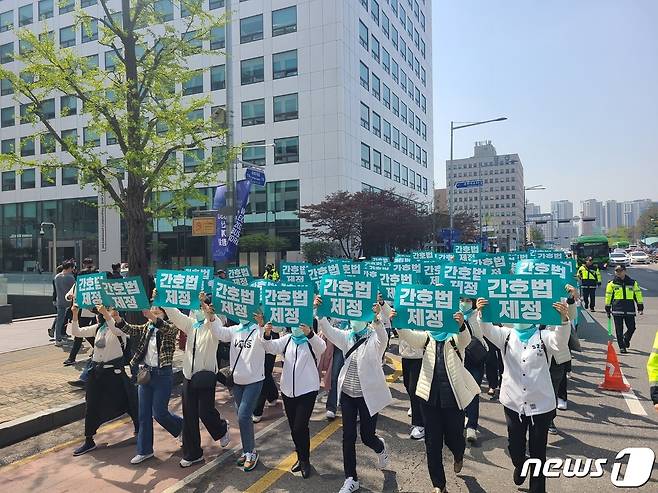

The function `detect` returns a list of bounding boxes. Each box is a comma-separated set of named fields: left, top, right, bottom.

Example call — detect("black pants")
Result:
left=549, top=359, right=568, bottom=402
left=282, top=391, right=318, bottom=463
left=484, top=339, right=504, bottom=389
left=504, top=406, right=555, bottom=493
left=69, top=317, right=96, bottom=361
left=402, top=358, right=424, bottom=427
left=181, top=379, right=228, bottom=461
left=582, top=286, right=597, bottom=309
left=613, top=315, right=637, bottom=349
left=340, top=392, right=384, bottom=480
left=254, top=335, right=280, bottom=417
left=420, top=401, right=465, bottom=489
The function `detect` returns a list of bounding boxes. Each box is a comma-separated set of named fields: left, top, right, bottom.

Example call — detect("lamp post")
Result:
left=448, top=117, right=507, bottom=248
left=522, top=185, right=546, bottom=250
left=40, top=222, right=57, bottom=273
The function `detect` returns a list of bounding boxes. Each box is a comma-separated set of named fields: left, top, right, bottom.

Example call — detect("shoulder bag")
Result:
left=190, top=328, right=219, bottom=390
left=217, top=328, right=257, bottom=389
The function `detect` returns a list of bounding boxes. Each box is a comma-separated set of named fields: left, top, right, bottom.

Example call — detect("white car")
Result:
left=609, top=252, right=631, bottom=267
left=630, top=251, right=650, bottom=264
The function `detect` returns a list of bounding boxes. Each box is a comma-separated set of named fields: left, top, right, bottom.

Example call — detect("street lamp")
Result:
left=40, top=222, right=57, bottom=273
left=448, top=117, right=507, bottom=247
left=522, top=185, right=546, bottom=250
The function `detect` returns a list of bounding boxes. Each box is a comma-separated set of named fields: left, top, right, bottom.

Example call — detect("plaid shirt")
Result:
left=115, top=318, right=179, bottom=368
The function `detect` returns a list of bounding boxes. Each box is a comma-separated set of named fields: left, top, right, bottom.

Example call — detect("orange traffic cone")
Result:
left=598, top=341, right=631, bottom=392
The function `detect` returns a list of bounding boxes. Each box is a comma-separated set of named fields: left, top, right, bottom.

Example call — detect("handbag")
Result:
left=190, top=328, right=220, bottom=390
left=136, top=366, right=151, bottom=385
left=217, top=328, right=256, bottom=389
left=463, top=322, right=488, bottom=367
left=135, top=327, right=158, bottom=386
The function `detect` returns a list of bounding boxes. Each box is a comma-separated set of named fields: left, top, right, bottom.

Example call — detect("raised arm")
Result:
left=542, top=302, right=572, bottom=353
left=262, top=327, right=291, bottom=355
left=475, top=298, right=509, bottom=350
left=317, top=317, right=350, bottom=353
left=163, top=307, right=194, bottom=335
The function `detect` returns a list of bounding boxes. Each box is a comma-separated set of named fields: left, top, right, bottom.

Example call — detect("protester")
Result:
left=324, top=321, right=346, bottom=421
left=316, top=298, right=392, bottom=493
left=64, top=258, right=98, bottom=367
left=54, top=261, right=76, bottom=346
left=396, top=310, right=479, bottom=493
left=577, top=257, right=601, bottom=312
left=461, top=298, right=488, bottom=444
left=48, top=265, right=64, bottom=339
left=100, top=304, right=183, bottom=465
left=263, top=264, right=280, bottom=281
left=107, top=262, right=124, bottom=279
left=70, top=304, right=138, bottom=456
left=262, top=321, right=326, bottom=478
left=605, top=265, right=644, bottom=353
left=252, top=326, right=281, bottom=423
left=476, top=298, right=572, bottom=493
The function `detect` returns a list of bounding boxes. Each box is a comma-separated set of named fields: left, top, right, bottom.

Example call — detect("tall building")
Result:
left=433, top=187, right=448, bottom=213
left=580, top=199, right=604, bottom=235
left=603, top=200, right=621, bottom=232
left=446, top=141, right=524, bottom=251
left=551, top=200, right=573, bottom=220
left=0, top=0, right=434, bottom=272
left=550, top=200, right=577, bottom=249
left=526, top=202, right=541, bottom=216
left=621, top=199, right=652, bottom=228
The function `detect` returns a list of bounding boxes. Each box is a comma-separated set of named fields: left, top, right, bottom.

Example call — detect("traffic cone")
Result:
left=598, top=341, right=631, bottom=392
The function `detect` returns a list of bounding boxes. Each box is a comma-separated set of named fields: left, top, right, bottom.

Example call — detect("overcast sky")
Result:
left=432, top=0, right=658, bottom=213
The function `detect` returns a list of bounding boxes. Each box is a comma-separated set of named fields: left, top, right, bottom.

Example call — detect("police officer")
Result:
left=576, top=257, right=601, bottom=312
left=647, top=330, right=658, bottom=413
left=605, top=265, right=644, bottom=354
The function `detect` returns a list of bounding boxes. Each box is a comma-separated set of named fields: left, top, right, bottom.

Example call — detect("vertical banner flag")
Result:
left=227, top=265, right=253, bottom=286
left=100, top=276, right=150, bottom=311
left=307, top=263, right=341, bottom=290
left=75, top=272, right=107, bottom=309
left=153, top=269, right=204, bottom=309
left=213, top=179, right=252, bottom=262
left=453, top=243, right=481, bottom=262
left=441, top=263, right=488, bottom=298
left=393, top=284, right=460, bottom=332
left=261, top=283, right=315, bottom=327
left=213, top=278, right=260, bottom=322
left=481, top=275, right=565, bottom=325
left=317, top=275, right=379, bottom=322
left=378, top=269, right=418, bottom=301
left=184, top=266, right=214, bottom=293
left=280, top=262, right=312, bottom=284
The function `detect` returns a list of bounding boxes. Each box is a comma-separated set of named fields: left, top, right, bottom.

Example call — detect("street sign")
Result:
left=245, top=167, right=266, bottom=186
left=455, top=179, right=483, bottom=189
left=192, top=217, right=216, bottom=236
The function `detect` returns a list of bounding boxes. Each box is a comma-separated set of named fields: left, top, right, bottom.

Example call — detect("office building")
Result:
left=433, top=187, right=447, bottom=213
left=526, top=202, right=541, bottom=216
left=0, top=0, right=434, bottom=272
left=580, top=199, right=604, bottom=235
left=549, top=200, right=577, bottom=249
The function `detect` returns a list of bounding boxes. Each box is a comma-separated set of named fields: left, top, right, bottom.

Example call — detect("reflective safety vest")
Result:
left=577, top=264, right=601, bottom=286
left=604, top=276, right=644, bottom=315
left=647, top=331, right=658, bottom=405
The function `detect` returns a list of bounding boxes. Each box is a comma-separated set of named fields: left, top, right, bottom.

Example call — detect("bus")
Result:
left=571, top=235, right=610, bottom=268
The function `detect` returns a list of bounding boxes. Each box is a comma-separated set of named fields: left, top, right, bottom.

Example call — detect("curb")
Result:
left=0, top=367, right=184, bottom=448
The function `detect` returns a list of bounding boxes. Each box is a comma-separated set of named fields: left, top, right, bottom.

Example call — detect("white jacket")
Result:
left=398, top=328, right=479, bottom=410
left=318, top=317, right=393, bottom=416
left=263, top=332, right=326, bottom=398
left=214, top=321, right=266, bottom=386
left=398, top=338, right=424, bottom=359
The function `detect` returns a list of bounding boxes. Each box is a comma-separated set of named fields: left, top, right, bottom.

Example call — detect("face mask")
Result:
left=428, top=329, right=453, bottom=342
left=290, top=326, right=308, bottom=345
left=349, top=321, right=369, bottom=340
left=513, top=324, right=538, bottom=343
left=193, top=310, right=206, bottom=323
left=291, top=326, right=305, bottom=338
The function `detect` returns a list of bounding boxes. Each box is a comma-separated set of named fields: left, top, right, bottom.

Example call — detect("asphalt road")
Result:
left=1, top=264, right=657, bottom=492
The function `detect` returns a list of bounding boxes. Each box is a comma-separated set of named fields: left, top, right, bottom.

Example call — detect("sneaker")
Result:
left=252, top=414, right=262, bottom=423
left=48, top=327, right=55, bottom=338
left=407, top=407, right=412, bottom=417
left=179, top=456, right=204, bottom=468
left=236, top=453, right=247, bottom=467
left=243, top=451, right=259, bottom=471
left=130, top=453, right=154, bottom=464
left=557, top=398, right=568, bottom=411
left=454, top=457, right=463, bottom=474
left=73, top=439, right=96, bottom=456
left=300, top=461, right=312, bottom=479
left=590, top=308, right=595, bottom=312
left=55, top=340, right=63, bottom=347
left=434, top=487, right=448, bottom=493
left=487, top=387, right=496, bottom=396
left=466, top=427, right=477, bottom=444
left=513, top=466, right=525, bottom=485
left=620, top=347, right=628, bottom=354
left=326, top=410, right=336, bottom=421
left=338, top=477, right=360, bottom=493
left=291, top=460, right=302, bottom=473
left=624, top=339, right=631, bottom=349
left=410, top=426, right=425, bottom=440
left=376, top=437, right=390, bottom=470
left=63, top=359, right=76, bottom=366
left=548, top=422, right=558, bottom=435
left=220, top=423, right=231, bottom=448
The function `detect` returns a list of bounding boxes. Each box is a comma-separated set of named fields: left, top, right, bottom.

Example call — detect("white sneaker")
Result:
left=557, top=398, right=568, bottom=410
left=130, top=453, right=154, bottom=464
left=410, top=426, right=425, bottom=440
left=252, top=415, right=262, bottom=423
left=179, top=456, right=204, bottom=468
left=326, top=410, right=336, bottom=420
left=338, top=477, right=360, bottom=493
left=376, top=437, right=390, bottom=470
left=220, top=422, right=231, bottom=447
left=407, top=407, right=412, bottom=417
left=466, top=427, right=477, bottom=444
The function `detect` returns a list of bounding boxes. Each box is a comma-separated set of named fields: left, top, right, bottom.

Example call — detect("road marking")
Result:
left=581, top=310, right=595, bottom=324
left=386, top=353, right=403, bottom=383
left=244, top=419, right=342, bottom=493
left=639, top=286, right=648, bottom=291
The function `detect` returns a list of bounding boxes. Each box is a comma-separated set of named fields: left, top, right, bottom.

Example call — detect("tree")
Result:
left=529, top=227, right=545, bottom=247
left=0, top=1, right=238, bottom=284
left=239, top=233, right=291, bottom=253
left=302, top=241, right=339, bottom=264
left=607, top=226, right=633, bottom=246
left=636, top=204, right=658, bottom=239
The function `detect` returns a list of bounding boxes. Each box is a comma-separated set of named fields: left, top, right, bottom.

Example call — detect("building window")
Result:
left=272, top=6, right=296, bottom=36
left=1, top=106, right=14, bottom=127
left=0, top=11, right=13, bottom=33
left=1, top=138, right=14, bottom=155
left=62, top=167, right=78, bottom=185
left=2, top=171, right=15, bottom=191
left=391, top=59, right=398, bottom=82
left=361, top=142, right=370, bottom=169
left=371, top=35, right=380, bottom=62
left=60, top=26, right=76, bottom=48
left=372, top=111, right=381, bottom=137
left=401, top=165, right=408, bottom=186
left=83, top=127, right=100, bottom=147
left=371, top=0, right=379, bottom=24
left=373, top=149, right=381, bottom=174
left=241, top=57, right=264, bottom=85
left=41, top=168, right=56, bottom=187
left=273, top=93, right=298, bottom=122
left=382, top=12, right=389, bottom=37
left=421, top=39, right=426, bottom=58
left=20, top=102, right=34, bottom=124
left=240, top=14, right=263, bottom=43
left=409, top=170, right=415, bottom=190
left=61, top=95, right=77, bottom=116
left=39, top=0, right=54, bottom=20
left=106, top=130, right=118, bottom=145
left=400, top=101, right=407, bottom=123
left=383, top=119, right=391, bottom=143
left=0, top=78, right=12, bottom=96
left=360, top=0, right=368, bottom=10
left=382, top=48, right=390, bottom=73
left=21, top=136, right=35, bottom=156
left=359, top=61, right=369, bottom=89
left=81, top=0, right=97, bottom=7
left=272, top=50, right=297, bottom=79
left=19, top=5, right=33, bottom=26
left=416, top=144, right=422, bottom=164
left=359, top=20, right=368, bottom=50
left=184, top=148, right=204, bottom=173
left=383, top=155, right=391, bottom=178
left=241, top=98, right=265, bottom=126
left=154, top=0, right=174, bottom=21
left=382, top=84, right=390, bottom=108
left=392, top=126, right=399, bottom=149
left=360, top=102, right=370, bottom=129
left=39, top=99, right=56, bottom=120
left=393, top=160, right=400, bottom=182
left=210, top=64, right=225, bottom=90
left=401, top=134, right=407, bottom=154
left=422, top=149, right=428, bottom=168
left=61, top=128, right=78, bottom=148
left=81, top=19, right=98, bottom=43
left=243, top=141, right=266, bottom=166
left=391, top=26, right=398, bottom=49
left=421, top=67, right=426, bottom=86
left=21, top=169, right=36, bottom=189
left=210, top=26, right=225, bottom=50
left=40, top=133, right=56, bottom=153
left=372, top=74, right=380, bottom=99
left=182, top=30, right=202, bottom=53
left=182, top=70, right=204, bottom=95
left=0, top=42, right=13, bottom=64
left=274, top=136, right=299, bottom=164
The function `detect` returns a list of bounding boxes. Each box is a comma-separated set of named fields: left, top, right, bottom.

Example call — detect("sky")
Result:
left=432, top=0, right=658, bottom=213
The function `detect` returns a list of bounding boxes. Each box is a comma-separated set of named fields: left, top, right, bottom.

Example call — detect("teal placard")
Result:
left=433, top=253, right=454, bottom=261
left=472, top=253, right=509, bottom=271
left=279, top=262, right=312, bottom=284
left=317, top=275, right=379, bottom=322
left=153, top=269, right=204, bottom=309
left=184, top=266, right=214, bottom=294
left=307, top=262, right=342, bottom=291
left=411, top=250, right=435, bottom=260
left=393, top=254, right=413, bottom=263
left=335, top=261, right=362, bottom=277
left=261, top=283, right=314, bottom=327
left=378, top=269, right=419, bottom=301
left=392, top=262, right=422, bottom=274
left=394, top=284, right=460, bottom=332
left=227, top=265, right=253, bottom=286
left=371, top=256, right=391, bottom=263
left=529, top=249, right=567, bottom=260
left=75, top=272, right=107, bottom=309
left=100, top=276, right=150, bottom=312
left=453, top=243, right=481, bottom=262
left=441, top=263, right=489, bottom=298
left=420, top=260, right=443, bottom=286
left=480, top=274, right=567, bottom=325
left=213, top=278, right=260, bottom=322
left=515, top=259, right=571, bottom=280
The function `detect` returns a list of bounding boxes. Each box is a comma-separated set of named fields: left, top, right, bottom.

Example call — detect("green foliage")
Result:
left=302, top=241, right=339, bottom=264
left=239, top=233, right=291, bottom=252
left=607, top=227, right=633, bottom=246
left=636, top=204, right=658, bottom=238
left=529, top=227, right=545, bottom=247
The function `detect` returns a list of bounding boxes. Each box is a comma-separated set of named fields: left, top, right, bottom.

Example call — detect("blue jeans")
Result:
left=137, top=366, right=183, bottom=455
left=79, top=358, right=93, bottom=383
left=326, top=345, right=345, bottom=413
left=55, top=305, right=69, bottom=341
left=232, top=380, right=263, bottom=454
left=465, top=362, right=484, bottom=430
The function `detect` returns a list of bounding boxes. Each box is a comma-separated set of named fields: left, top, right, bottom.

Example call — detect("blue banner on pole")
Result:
left=213, top=179, right=252, bottom=262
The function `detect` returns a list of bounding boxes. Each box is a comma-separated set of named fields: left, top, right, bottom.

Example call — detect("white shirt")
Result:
left=73, top=320, right=127, bottom=364
left=214, top=322, right=266, bottom=386
left=263, top=333, right=326, bottom=398
left=479, top=317, right=571, bottom=416
left=144, top=327, right=159, bottom=367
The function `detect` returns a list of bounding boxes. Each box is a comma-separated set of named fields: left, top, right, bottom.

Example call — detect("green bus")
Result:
left=571, top=235, right=610, bottom=268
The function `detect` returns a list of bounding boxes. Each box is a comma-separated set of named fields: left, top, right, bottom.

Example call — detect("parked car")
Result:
left=609, top=252, right=631, bottom=267
left=630, top=251, right=650, bottom=264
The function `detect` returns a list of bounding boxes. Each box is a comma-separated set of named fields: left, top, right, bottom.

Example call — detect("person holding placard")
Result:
left=69, top=304, right=138, bottom=457
left=100, top=304, right=183, bottom=465
left=475, top=298, right=572, bottom=493
left=261, top=322, right=326, bottom=478
left=315, top=297, right=392, bottom=493
left=394, top=310, right=479, bottom=493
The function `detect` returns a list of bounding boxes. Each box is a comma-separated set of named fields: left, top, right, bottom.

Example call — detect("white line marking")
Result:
left=621, top=376, right=648, bottom=416
left=162, top=415, right=288, bottom=493
left=639, top=286, right=648, bottom=291
left=582, top=310, right=595, bottom=324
